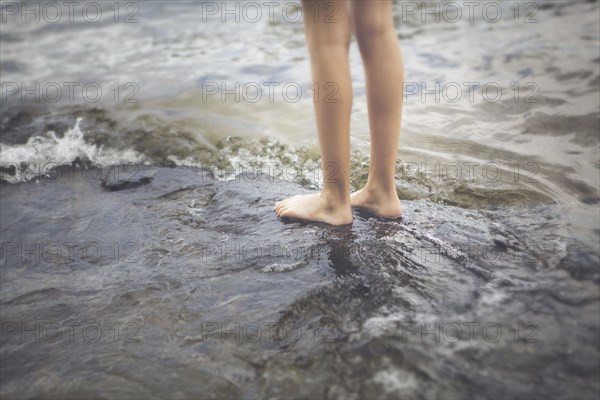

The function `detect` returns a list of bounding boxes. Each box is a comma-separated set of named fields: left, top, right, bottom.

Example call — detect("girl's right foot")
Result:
left=274, top=192, right=353, bottom=226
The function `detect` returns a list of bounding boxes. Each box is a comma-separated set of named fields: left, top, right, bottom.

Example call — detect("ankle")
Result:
left=321, top=187, right=350, bottom=208
left=363, top=181, right=398, bottom=199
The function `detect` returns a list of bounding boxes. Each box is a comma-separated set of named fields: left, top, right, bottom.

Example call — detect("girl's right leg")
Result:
left=274, top=0, right=354, bottom=225
left=350, top=0, right=404, bottom=218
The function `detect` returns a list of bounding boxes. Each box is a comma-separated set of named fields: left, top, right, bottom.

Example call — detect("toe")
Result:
left=278, top=206, right=289, bottom=217
left=276, top=205, right=285, bottom=217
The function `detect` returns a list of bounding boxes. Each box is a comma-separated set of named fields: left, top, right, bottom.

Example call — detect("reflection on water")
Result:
left=0, top=1, right=599, bottom=399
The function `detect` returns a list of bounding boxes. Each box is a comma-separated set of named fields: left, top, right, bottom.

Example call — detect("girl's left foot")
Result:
left=350, top=186, right=402, bottom=218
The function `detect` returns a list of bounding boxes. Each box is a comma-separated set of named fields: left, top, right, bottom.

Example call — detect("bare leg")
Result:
left=274, top=0, right=353, bottom=225
left=349, top=0, right=403, bottom=218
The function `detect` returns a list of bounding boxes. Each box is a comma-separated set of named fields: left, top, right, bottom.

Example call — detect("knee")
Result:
left=302, top=0, right=351, bottom=50
left=354, top=20, right=395, bottom=47
left=353, top=10, right=396, bottom=52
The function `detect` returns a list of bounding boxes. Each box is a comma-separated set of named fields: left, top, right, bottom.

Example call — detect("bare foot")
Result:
left=274, top=192, right=353, bottom=225
left=350, top=187, right=402, bottom=218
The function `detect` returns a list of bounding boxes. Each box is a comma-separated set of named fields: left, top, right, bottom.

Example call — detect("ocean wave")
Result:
left=0, top=118, right=145, bottom=183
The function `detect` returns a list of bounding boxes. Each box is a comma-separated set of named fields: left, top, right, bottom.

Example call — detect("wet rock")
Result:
left=493, top=234, right=509, bottom=250
left=101, top=166, right=156, bottom=191
left=1, top=164, right=598, bottom=400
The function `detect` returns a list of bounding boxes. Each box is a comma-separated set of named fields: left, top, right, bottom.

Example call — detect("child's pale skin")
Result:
left=274, top=0, right=404, bottom=225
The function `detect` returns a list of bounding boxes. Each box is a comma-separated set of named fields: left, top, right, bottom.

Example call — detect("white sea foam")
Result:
left=261, top=261, right=304, bottom=273
left=0, top=118, right=145, bottom=183
left=371, top=368, right=418, bottom=393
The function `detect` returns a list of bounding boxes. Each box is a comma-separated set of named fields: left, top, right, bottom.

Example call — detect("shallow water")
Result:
left=1, top=1, right=599, bottom=399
